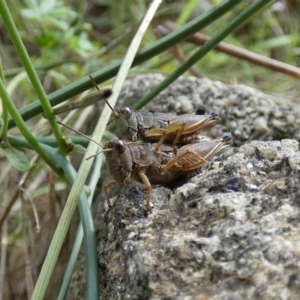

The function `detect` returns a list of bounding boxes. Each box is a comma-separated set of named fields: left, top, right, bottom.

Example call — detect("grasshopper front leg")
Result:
left=143, top=123, right=186, bottom=152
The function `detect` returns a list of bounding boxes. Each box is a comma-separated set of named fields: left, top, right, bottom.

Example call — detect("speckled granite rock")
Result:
left=97, top=138, right=300, bottom=300
left=68, top=75, right=300, bottom=300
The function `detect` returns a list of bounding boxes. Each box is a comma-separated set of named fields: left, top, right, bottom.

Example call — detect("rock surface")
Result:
left=97, top=139, right=300, bottom=300
left=68, top=75, right=300, bottom=300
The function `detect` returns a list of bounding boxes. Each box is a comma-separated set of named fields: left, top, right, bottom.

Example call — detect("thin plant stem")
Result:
left=0, top=55, right=8, bottom=140
left=57, top=153, right=104, bottom=300
left=164, top=21, right=300, bottom=80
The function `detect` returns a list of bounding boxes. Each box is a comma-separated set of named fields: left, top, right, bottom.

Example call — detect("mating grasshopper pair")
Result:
left=104, top=133, right=232, bottom=213
left=90, top=76, right=232, bottom=214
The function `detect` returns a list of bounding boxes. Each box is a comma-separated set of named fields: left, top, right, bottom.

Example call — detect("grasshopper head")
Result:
left=104, top=140, right=133, bottom=183
left=112, top=107, right=139, bottom=141
left=107, top=107, right=131, bottom=123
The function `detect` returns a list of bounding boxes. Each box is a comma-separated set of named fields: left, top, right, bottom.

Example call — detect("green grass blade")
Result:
left=29, top=143, right=99, bottom=300
left=57, top=153, right=104, bottom=300
left=107, top=0, right=163, bottom=113
left=7, top=133, right=116, bottom=149
left=0, top=51, right=8, bottom=140
left=176, top=0, right=199, bottom=26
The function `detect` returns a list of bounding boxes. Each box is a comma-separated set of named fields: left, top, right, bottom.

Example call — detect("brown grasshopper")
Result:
left=90, top=75, right=219, bottom=151
left=104, top=132, right=232, bottom=213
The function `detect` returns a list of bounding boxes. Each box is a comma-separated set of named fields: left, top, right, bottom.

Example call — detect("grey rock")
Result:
left=98, top=139, right=300, bottom=300
left=68, top=75, right=300, bottom=300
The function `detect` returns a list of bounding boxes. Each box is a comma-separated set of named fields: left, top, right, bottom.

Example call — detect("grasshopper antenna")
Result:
left=57, top=121, right=104, bottom=149
left=57, top=121, right=113, bottom=160
left=86, top=148, right=112, bottom=161
left=89, top=75, right=119, bottom=118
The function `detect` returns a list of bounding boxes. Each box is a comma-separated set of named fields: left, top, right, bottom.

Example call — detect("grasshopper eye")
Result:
left=119, top=107, right=132, bottom=119
left=114, top=140, right=126, bottom=153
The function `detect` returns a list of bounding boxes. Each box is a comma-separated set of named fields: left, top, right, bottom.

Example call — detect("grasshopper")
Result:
left=90, top=75, right=219, bottom=151
left=104, top=133, right=232, bottom=213
left=135, top=110, right=220, bottom=151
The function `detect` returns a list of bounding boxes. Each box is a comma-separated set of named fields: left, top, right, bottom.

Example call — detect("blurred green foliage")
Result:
left=2, top=0, right=300, bottom=100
